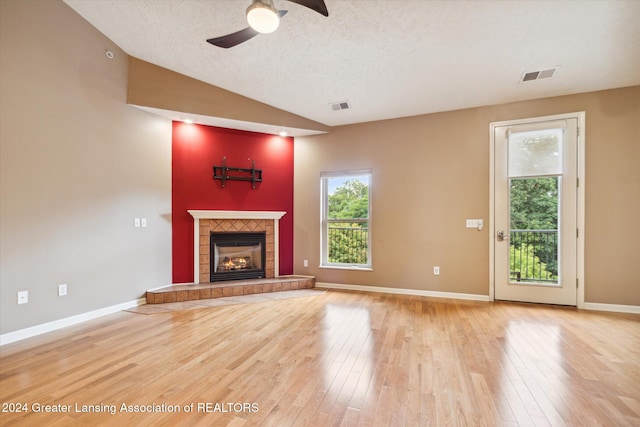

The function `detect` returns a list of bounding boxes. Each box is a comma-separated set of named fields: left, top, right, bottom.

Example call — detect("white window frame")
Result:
left=320, top=170, right=372, bottom=270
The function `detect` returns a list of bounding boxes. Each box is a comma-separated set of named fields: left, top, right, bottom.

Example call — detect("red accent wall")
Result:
left=172, top=122, right=294, bottom=283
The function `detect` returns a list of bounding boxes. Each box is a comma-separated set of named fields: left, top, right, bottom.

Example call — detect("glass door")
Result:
left=493, top=117, right=578, bottom=305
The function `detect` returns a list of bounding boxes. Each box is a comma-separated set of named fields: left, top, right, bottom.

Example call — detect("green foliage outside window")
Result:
left=510, top=242, right=557, bottom=282
left=510, top=177, right=559, bottom=279
left=328, top=222, right=368, bottom=264
left=327, top=178, right=369, bottom=265
left=510, top=177, right=558, bottom=230
left=328, top=179, right=369, bottom=219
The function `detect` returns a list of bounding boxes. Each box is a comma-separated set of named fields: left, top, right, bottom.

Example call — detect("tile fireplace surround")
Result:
left=188, top=210, right=286, bottom=284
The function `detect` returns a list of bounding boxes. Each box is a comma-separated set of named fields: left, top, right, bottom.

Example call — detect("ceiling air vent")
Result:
left=330, top=101, right=350, bottom=111
left=521, top=67, right=558, bottom=83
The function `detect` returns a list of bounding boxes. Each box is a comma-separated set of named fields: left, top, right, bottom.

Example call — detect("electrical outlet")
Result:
left=18, top=290, right=28, bottom=304
left=303, top=259, right=309, bottom=267
left=134, top=217, right=141, bottom=228
left=433, top=266, right=440, bottom=275
left=141, top=218, right=147, bottom=228
left=58, top=283, right=68, bottom=296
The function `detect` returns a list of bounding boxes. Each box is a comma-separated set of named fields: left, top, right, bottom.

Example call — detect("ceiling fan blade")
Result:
left=286, top=0, right=328, bottom=16
left=206, top=10, right=288, bottom=48
left=207, top=26, right=259, bottom=48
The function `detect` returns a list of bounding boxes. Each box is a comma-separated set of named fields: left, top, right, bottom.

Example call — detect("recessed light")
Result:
left=278, top=131, right=288, bottom=137
left=184, top=119, right=193, bottom=124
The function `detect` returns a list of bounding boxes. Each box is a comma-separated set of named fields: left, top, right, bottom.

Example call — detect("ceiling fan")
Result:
left=207, top=0, right=329, bottom=49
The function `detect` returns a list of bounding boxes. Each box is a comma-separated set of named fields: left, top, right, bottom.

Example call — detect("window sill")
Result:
left=319, top=265, right=373, bottom=272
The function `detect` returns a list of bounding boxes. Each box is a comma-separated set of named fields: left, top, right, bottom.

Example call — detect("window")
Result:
left=320, top=170, right=371, bottom=269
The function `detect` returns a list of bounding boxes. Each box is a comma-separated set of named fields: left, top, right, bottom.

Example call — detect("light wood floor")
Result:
left=1, top=290, right=639, bottom=426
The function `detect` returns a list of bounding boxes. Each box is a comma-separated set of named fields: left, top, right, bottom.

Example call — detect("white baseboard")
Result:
left=0, top=297, right=147, bottom=346
left=316, top=282, right=491, bottom=302
left=582, top=302, right=640, bottom=314
left=317, top=282, right=640, bottom=314
left=145, top=282, right=191, bottom=291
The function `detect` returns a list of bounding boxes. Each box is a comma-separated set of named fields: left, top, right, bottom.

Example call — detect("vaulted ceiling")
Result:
left=64, top=0, right=640, bottom=129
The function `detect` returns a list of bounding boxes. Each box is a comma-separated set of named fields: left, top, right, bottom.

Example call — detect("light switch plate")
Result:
left=18, top=290, right=28, bottom=304
left=466, top=219, right=484, bottom=229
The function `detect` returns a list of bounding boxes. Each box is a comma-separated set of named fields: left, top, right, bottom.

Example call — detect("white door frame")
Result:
left=489, top=112, right=586, bottom=307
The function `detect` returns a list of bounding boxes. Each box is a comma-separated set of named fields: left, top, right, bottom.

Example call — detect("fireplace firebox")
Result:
left=210, top=232, right=266, bottom=282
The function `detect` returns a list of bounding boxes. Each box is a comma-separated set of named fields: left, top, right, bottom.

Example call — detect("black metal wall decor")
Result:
left=213, top=156, right=262, bottom=189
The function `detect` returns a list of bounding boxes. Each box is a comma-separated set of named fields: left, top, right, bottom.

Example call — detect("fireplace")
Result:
left=188, top=210, right=286, bottom=284
left=210, top=232, right=266, bottom=281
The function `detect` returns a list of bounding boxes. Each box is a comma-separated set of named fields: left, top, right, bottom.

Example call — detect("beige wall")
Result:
left=128, top=57, right=330, bottom=134
left=0, top=0, right=172, bottom=333
left=294, top=86, right=640, bottom=306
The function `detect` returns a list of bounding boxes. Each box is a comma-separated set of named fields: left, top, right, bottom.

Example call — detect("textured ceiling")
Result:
left=64, top=0, right=640, bottom=128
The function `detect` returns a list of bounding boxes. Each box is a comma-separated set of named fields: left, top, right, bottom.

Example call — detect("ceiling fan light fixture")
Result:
left=246, top=0, right=280, bottom=34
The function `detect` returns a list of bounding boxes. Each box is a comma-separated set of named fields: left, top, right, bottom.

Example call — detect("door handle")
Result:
left=497, top=230, right=508, bottom=242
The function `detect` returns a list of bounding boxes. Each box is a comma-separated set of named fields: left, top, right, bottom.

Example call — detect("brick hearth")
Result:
left=146, top=276, right=315, bottom=304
